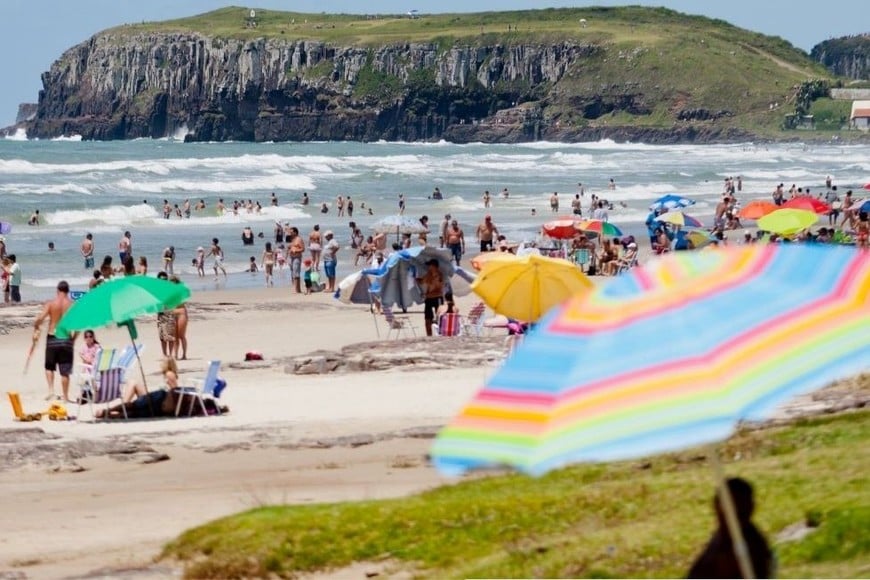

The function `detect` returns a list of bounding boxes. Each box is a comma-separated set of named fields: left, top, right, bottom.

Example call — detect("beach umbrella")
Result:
left=782, top=196, right=831, bottom=215
left=371, top=215, right=429, bottom=241
left=56, top=276, right=191, bottom=395
left=362, top=246, right=455, bottom=310
left=859, top=200, right=870, bottom=214
left=681, top=229, right=715, bottom=250
left=575, top=219, right=623, bottom=238
left=471, top=253, right=593, bottom=322
left=432, top=244, right=870, bottom=576
left=737, top=200, right=778, bottom=220
left=649, top=194, right=695, bottom=211
left=334, top=271, right=375, bottom=305
left=655, top=211, right=704, bottom=228
left=470, top=251, right=519, bottom=272
left=542, top=217, right=581, bottom=240
left=863, top=183, right=870, bottom=191
left=756, top=208, right=818, bottom=236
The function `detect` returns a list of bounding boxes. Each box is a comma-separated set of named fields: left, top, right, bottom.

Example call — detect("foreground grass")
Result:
left=164, top=409, right=869, bottom=578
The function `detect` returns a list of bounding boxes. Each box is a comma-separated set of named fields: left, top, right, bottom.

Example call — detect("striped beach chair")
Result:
left=81, top=367, right=126, bottom=421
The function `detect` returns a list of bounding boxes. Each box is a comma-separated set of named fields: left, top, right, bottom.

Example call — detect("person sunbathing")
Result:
left=95, top=357, right=178, bottom=419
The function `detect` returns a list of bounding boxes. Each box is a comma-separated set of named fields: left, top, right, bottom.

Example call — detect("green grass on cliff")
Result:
left=163, top=409, right=870, bottom=578
left=118, top=5, right=817, bottom=75
left=107, top=5, right=833, bottom=136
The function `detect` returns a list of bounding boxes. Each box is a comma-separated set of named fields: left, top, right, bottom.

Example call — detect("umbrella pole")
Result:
left=709, top=445, right=756, bottom=579
left=125, top=322, right=154, bottom=416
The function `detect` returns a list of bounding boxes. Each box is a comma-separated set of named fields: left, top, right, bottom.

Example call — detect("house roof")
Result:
left=850, top=100, right=870, bottom=119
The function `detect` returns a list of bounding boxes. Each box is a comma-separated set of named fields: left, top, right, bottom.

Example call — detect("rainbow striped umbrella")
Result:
left=432, top=245, right=870, bottom=476
left=655, top=210, right=704, bottom=228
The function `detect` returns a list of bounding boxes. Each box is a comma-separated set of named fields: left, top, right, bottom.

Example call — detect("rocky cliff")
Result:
left=30, top=32, right=613, bottom=142
left=811, top=35, right=870, bottom=80
left=26, top=7, right=829, bottom=144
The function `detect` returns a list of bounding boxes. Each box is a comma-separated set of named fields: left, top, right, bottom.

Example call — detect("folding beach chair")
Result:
left=174, top=360, right=223, bottom=417
left=460, top=302, right=487, bottom=337
left=80, top=367, right=126, bottom=421
left=382, top=306, right=416, bottom=340
left=77, top=347, right=116, bottom=394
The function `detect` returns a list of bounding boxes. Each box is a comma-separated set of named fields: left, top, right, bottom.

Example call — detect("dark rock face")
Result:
left=811, top=35, right=870, bottom=80
left=25, top=31, right=753, bottom=144
left=15, top=103, right=37, bottom=123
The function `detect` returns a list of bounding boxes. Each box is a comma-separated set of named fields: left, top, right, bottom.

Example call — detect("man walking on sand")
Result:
left=33, top=281, right=77, bottom=402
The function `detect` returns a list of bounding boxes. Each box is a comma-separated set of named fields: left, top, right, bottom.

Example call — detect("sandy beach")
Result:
left=0, top=283, right=506, bottom=579
left=1, top=247, right=867, bottom=579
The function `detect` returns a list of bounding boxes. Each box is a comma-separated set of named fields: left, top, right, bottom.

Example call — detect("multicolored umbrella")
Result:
left=756, top=208, right=819, bottom=236
left=737, top=200, right=778, bottom=220
left=542, top=217, right=581, bottom=240
left=782, top=196, right=831, bottom=215
left=471, top=253, right=593, bottom=322
left=681, top=229, right=716, bottom=249
left=432, top=244, right=870, bottom=477
left=649, top=194, right=695, bottom=211
left=655, top=211, right=704, bottom=228
left=576, top=219, right=623, bottom=238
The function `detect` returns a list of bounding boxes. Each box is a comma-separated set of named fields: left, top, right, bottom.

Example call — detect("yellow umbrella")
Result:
left=471, top=253, right=593, bottom=322
left=470, top=251, right=519, bottom=272
left=756, top=208, right=818, bottom=236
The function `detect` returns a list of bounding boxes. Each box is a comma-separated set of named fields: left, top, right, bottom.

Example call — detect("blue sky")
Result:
left=3, top=0, right=867, bottom=126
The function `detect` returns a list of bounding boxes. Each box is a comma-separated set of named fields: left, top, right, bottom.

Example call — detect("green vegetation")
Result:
left=164, top=409, right=870, bottom=578
left=809, top=98, right=853, bottom=131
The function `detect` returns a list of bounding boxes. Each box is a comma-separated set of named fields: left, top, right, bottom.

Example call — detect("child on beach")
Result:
left=248, top=257, right=259, bottom=273
left=193, top=247, right=205, bottom=277
left=303, top=259, right=314, bottom=295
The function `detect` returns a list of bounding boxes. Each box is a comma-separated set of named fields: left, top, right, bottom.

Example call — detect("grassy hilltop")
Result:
left=110, top=5, right=844, bottom=139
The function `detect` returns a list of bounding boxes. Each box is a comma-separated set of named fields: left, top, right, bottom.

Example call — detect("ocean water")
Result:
left=1, top=136, right=868, bottom=300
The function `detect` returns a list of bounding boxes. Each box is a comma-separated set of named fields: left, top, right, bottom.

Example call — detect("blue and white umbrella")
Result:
left=362, top=246, right=455, bottom=310
left=371, top=215, right=429, bottom=240
left=649, top=194, right=696, bottom=212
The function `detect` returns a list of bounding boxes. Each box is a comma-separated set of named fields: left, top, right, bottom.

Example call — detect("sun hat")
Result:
left=324, top=230, right=334, bottom=237
left=628, top=242, right=637, bottom=248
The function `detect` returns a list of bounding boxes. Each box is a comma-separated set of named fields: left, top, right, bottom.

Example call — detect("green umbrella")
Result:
left=56, top=276, right=191, bottom=406
left=756, top=208, right=818, bottom=236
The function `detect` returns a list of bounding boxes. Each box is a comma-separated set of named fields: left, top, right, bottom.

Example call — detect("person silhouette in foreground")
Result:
left=688, top=477, right=773, bottom=579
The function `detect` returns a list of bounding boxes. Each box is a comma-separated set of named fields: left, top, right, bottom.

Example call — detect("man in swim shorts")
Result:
left=81, top=233, right=94, bottom=270
left=33, top=281, right=77, bottom=402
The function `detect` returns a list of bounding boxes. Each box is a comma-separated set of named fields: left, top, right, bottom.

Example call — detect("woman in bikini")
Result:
left=261, top=242, right=276, bottom=287
left=170, top=276, right=189, bottom=360
left=856, top=211, right=869, bottom=250
left=308, top=225, right=323, bottom=270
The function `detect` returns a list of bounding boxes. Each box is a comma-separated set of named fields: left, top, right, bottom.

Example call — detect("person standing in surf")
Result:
left=209, top=238, right=227, bottom=279
left=81, top=233, right=94, bottom=270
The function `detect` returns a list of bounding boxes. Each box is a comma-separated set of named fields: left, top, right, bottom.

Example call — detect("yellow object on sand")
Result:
left=471, top=253, right=593, bottom=322
left=7, top=391, right=41, bottom=421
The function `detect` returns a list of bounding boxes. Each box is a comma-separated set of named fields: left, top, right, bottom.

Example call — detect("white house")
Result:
left=850, top=100, right=870, bottom=131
